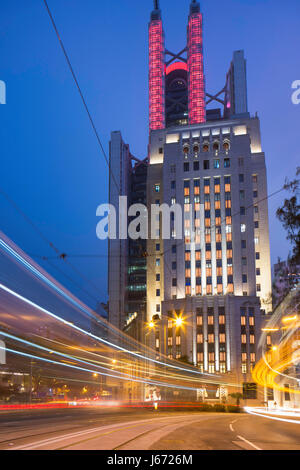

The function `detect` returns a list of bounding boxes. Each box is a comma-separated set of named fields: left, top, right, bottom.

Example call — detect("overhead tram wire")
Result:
left=0, top=188, right=101, bottom=302
left=42, top=0, right=120, bottom=194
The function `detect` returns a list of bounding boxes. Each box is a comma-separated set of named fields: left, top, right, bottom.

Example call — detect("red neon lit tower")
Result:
left=149, top=0, right=165, bottom=130
left=187, top=0, right=206, bottom=124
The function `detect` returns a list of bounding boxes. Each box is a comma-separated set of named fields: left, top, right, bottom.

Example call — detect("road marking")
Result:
left=229, top=424, right=234, bottom=432
left=237, top=435, right=261, bottom=450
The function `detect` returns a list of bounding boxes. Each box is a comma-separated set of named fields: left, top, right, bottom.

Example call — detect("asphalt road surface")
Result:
left=0, top=408, right=300, bottom=450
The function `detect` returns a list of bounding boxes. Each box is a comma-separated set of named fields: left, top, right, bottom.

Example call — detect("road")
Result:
left=0, top=408, right=300, bottom=450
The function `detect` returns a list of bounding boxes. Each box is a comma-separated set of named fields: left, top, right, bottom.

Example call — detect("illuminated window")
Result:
left=155, top=184, right=160, bottom=193
left=241, top=224, right=246, bottom=233
left=249, top=316, right=255, bottom=326
left=267, top=335, right=271, bottom=346
left=196, top=315, right=203, bottom=326
left=250, top=353, right=256, bottom=363
left=241, top=364, right=247, bottom=374
left=219, top=333, right=226, bottom=343
left=197, top=352, right=204, bottom=363
left=208, top=352, right=215, bottom=362
left=208, top=315, right=214, bottom=325
left=219, top=315, right=225, bottom=325
left=220, top=363, right=226, bottom=373
left=220, top=352, right=226, bottom=362
left=241, top=334, right=247, bottom=344
left=242, top=353, right=247, bottom=362
left=155, top=338, right=160, bottom=348
left=241, top=316, right=246, bottom=326
left=208, top=363, right=215, bottom=373
left=176, top=335, right=181, bottom=346
left=197, top=334, right=203, bottom=344
left=208, top=334, right=214, bottom=343
left=250, top=335, right=255, bottom=344
left=168, top=320, right=173, bottom=329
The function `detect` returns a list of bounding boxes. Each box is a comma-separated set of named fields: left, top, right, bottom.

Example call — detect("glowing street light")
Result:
left=174, top=316, right=183, bottom=328
left=282, top=315, right=298, bottom=324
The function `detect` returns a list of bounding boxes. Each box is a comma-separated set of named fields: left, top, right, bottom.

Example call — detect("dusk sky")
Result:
left=1, top=0, right=299, bottom=309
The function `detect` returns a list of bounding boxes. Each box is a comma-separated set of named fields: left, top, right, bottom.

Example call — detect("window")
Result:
left=253, top=190, right=258, bottom=198
left=256, top=252, right=260, bottom=260
left=196, top=315, right=203, bottom=326
left=256, top=284, right=261, bottom=292
left=156, top=258, right=160, bottom=266
left=252, top=174, right=258, bottom=183
left=208, top=315, right=214, bottom=325
left=224, top=158, right=230, bottom=168
left=203, top=160, right=210, bottom=170
left=172, top=262, right=177, bottom=270
left=241, top=316, right=246, bottom=326
left=197, top=334, right=203, bottom=343
left=254, top=221, right=259, bottom=229
left=254, top=237, right=259, bottom=245
left=184, top=162, right=189, bottom=172
left=242, top=257, right=247, bottom=266
left=241, top=224, right=246, bottom=233
left=208, top=334, right=214, bottom=343
left=240, top=190, right=245, bottom=200
left=170, top=164, right=176, bottom=173
left=256, top=268, right=260, bottom=276
left=238, top=157, right=244, bottom=167
left=219, top=333, right=226, bottom=343
left=241, top=240, right=247, bottom=249
left=172, top=245, right=177, bottom=254
left=249, top=316, right=255, bottom=326
left=239, top=174, right=244, bottom=183
left=240, top=206, right=246, bottom=216
left=214, top=159, right=220, bottom=169
left=242, top=274, right=248, bottom=284
left=156, top=289, right=160, bottom=297
left=156, top=243, right=160, bottom=251
left=171, top=180, right=176, bottom=189
left=156, top=274, right=160, bottom=281
left=241, top=364, right=247, bottom=374
left=194, top=161, right=200, bottom=171
left=250, top=334, right=255, bottom=344
left=219, top=315, right=225, bottom=325
left=220, top=363, right=226, bottom=373
left=172, top=278, right=177, bottom=287
left=254, top=205, right=259, bottom=214
left=155, top=184, right=160, bottom=192
left=156, top=304, right=160, bottom=312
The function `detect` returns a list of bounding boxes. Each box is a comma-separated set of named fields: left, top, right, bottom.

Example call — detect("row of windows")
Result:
left=197, top=333, right=226, bottom=344
left=183, top=159, right=231, bottom=172
left=182, top=140, right=230, bottom=155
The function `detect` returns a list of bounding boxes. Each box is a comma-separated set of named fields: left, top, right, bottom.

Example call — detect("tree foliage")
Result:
left=276, top=167, right=300, bottom=265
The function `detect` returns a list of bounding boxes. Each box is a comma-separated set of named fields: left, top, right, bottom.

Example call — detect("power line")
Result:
left=0, top=187, right=101, bottom=301
left=42, top=0, right=120, bottom=194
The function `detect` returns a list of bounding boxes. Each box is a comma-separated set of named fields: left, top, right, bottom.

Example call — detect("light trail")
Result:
left=0, top=281, right=221, bottom=379
left=244, top=407, right=300, bottom=425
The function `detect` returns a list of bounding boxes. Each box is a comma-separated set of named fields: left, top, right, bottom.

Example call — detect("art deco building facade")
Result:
left=109, top=1, right=272, bottom=389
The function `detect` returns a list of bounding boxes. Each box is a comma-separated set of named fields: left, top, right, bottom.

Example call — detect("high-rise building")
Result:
left=109, top=1, right=272, bottom=389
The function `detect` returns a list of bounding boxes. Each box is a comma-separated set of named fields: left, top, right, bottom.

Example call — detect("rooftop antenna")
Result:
left=154, top=0, right=159, bottom=9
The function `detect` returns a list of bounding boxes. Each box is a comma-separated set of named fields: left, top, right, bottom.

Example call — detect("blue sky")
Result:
left=0, top=0, right=299, bottom=308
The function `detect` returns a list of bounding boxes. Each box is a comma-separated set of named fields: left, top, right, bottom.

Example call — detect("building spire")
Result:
left=151, top=0, right=161, bottom=20
left=190, top=0, right=200, bottom=14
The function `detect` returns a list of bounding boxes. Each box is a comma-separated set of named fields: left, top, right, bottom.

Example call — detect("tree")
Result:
left=229, top=392, right=243, bottom=406
left=276, top=167, right=300, bottom=266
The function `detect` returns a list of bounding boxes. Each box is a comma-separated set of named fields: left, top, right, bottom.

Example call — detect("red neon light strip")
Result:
left=166, top=61, right=188, bottom=76
left=149, top=20, right=165, bottom=130
left=188, top=12, right=206, bottom=124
